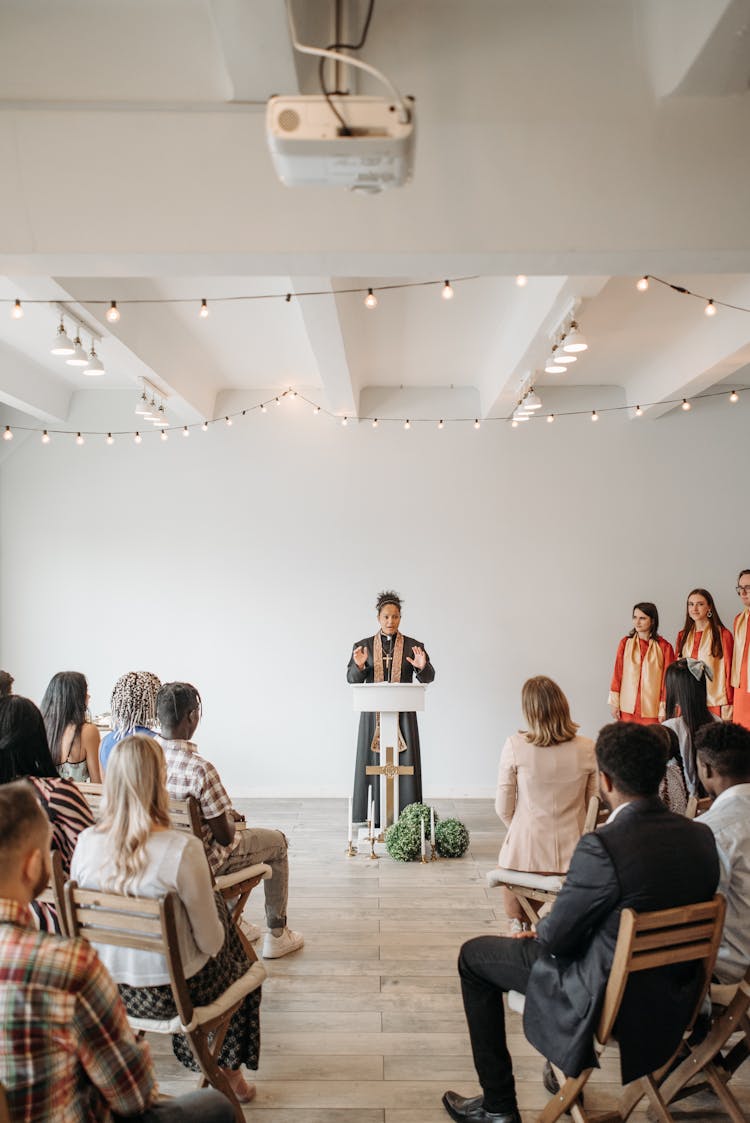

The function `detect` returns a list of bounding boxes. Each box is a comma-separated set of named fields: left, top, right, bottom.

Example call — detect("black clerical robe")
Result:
left=346, top=633, right=435, bottom=822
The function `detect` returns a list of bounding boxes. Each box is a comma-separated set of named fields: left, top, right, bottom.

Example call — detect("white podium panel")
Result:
left=352, top=683, right=426, bottom=835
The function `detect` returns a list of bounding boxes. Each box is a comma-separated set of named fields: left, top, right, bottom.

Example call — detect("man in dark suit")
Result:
left=443, top=722, right=720, bottom=1123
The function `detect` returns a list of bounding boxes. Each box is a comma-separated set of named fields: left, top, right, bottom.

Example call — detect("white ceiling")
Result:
left=1, top=0, right=750, bottom=431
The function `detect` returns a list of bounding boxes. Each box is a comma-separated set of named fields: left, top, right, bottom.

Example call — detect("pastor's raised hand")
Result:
left=353, top=645, right=368, bottom=670
left=406, top=645, right=428, bottom=671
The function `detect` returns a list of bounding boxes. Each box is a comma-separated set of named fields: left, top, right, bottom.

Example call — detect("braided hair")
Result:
left=110, top=671, right=162, bottom=736
left=376, top=590, right=402, bottom=613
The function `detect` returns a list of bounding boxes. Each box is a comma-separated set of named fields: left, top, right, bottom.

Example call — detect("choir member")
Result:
left=675, top=588, right=733, bottom=718
left=731, top=569, right=750, bottom=731
left=609, top=602, right=674, bottom=725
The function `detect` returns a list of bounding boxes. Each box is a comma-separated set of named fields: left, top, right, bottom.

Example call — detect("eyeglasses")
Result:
left=737, top=585, right=750, bottom=595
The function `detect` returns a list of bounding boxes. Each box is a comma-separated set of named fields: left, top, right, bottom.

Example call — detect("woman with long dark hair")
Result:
left=675, top=589, right=733, bottom=718
left=662, top=658, right=720, bottom=796
left=0, top=695, right=94, bottom=929
left=609, top=602, right=675, bottom=725
left=40, top=671, right=101, bottom=783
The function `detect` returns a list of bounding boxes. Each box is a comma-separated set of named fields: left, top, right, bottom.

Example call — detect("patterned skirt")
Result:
left=119, top=893, right=261, bottom=1072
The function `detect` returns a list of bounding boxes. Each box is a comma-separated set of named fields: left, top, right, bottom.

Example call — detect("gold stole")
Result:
left=731, top=610, right=750, bottom=691
left=373, top=632, right=404, bottom=683
left=680, top=628, right=728, bottom=707
left=620, top=636, right=663, bottom=718
left=370, top=632, right=406, bottom=754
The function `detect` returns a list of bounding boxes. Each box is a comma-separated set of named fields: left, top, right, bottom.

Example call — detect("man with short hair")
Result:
left=696, top=720, right=750, bottom=983
left=157, top=681, right=304, bottom=959
left=0, top=780, right=233, bottom=1123
left=442, top=722, right=720, bottom=1123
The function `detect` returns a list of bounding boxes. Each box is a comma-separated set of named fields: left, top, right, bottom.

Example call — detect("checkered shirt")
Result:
left=159, top=737, right=239, bottom=873
left=0, top=898, right=158, bottom=1123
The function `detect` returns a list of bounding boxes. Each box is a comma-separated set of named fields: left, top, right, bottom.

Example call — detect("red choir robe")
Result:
left=732, top=609, right=750, bottom=731
left=609, top=634, right=675, bottom=725
left=675, top=625, right=734, bottom=718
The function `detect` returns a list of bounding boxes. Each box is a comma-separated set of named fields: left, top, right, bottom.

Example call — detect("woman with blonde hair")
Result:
left=71, top=735, right=260, bottom=1103
left=496, top=677, right=598, bottom=933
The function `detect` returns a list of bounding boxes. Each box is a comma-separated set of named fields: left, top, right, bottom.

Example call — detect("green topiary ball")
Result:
left=435, top=818, right=470, bottom=858
left=399, top=802, right=439, bottom=840
left=385, top=817, right=421, bottom=862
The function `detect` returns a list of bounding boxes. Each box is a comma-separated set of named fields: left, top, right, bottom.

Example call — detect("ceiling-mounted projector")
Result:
left=266, top=94, right=416, bottom=193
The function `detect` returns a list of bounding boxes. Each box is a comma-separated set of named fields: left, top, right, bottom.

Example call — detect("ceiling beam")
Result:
left=292, top=277, right=357, bottom=417
left=0, top=341, right=71, bottom=423
left=639, top=0, right=750, bottom=98
left=208, top=0, right=300, bottom=102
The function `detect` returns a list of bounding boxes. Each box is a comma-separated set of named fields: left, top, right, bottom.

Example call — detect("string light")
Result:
left=201, top=421, right=208, bottom=431
left=160, top=429, right=168, bottom=441
left=260, top=403, right=267, bottom=413
left=438, top=419, right=444, bottom=429
left=511, top=418, right=519, bottom=428
left=225, top=416, right=232, bottom=426
left=41, top=430, right=50, bottom=443
left=591, top=410, right=599, bottom=422
left=404, top=419, right=411, bottom=430
left=275, top=397, right=281, bottom=406
left=106, top=301, right=120, bottom=323
left=704, top=300, right=717, bottom=317
left=682, top=398, right=692, bottom=411
left=515, top=275, right=528, bottom=287
left=313, top=405, right=321, bottom=415
left=730, top=390, right=739, bottom=403
left=285, top=293, right=291, bottom=303
left=199, top=299, right=209, bottom=319
left=134, top=432, right=142, bottom=443
left=106, top=433, right=114, bottom=445
left=342, top=416, right=348, bottom=426
left=442, top=280, right=454, bottom=300
left=11, top=299, right=23, bottom=319
left=364, top=288, right=378, bottom=309
left=372, top=418, right=378, bottom=428
left=183, top=425, right=190, bottom=436
left=288, top=389, right=297, bottom=398
left=474, top=419, right=480, bottom=429
left=75, top=432, right=84, bottom=445
left=635, top=405, right=643, bottom=417
left=547, top=414, right=555, bottom=423
left=2, top=426, right=12, bottom=441
left=636, top=276, right=649, bottom=292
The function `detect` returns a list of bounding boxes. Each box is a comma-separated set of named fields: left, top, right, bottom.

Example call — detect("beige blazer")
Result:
left=496, top=732, right=598, bottom=873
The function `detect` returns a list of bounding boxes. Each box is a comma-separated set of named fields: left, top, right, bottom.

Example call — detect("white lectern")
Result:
left=352, top=682, right=426, bottom=838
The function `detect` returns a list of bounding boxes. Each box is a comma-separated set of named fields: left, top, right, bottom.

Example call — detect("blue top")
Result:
left=99, top=725, right=158, bottom=772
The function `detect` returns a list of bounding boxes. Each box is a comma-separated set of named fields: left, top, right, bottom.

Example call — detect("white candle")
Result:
left=430, top=807, right=435, bottom=846
left=420, top=816, right=426, bottom=858
left=347, top=797, right=353, bottom=843
left=367, top=787, right=372, bottom=825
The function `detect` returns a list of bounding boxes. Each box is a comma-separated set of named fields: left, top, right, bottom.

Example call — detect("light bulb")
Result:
left=404, top=419, right=410, bottom=430
left=635, top=405, right=643, bottom=417
left=75, top=432, right=84, bottom=445
left=201, top=421, right=208, bottom=431
left=260, top=403, right=267, bottom=413
left=313, top=405, right=321, bottom=415
left=342, top=417, right=348, bottom=426
left=2, top=426, right=12, bottom=441
left=636, top=276, right=649, bottom=292
left=288, top=389, right=297, bottom=398
left=442, top=280, right=454, bottom=300
left=275, top=397, right=281, bottom=406
left=134, top=432, right=142, bottom=443
left=199, top=299, right=209, bottom=319
left=364, top=288, right=378, bottom=309
left=285, top=293, right=291, bottom=303
left=160, top=429, right=168, bottom=441
left=474, top=419, right=480, bottom=429
left=704, top=300, right=717, bottom=317
left=183, top=426, right=190, bottom=436
left=547, top=414, right=555, bottom=423
left=11, top=299, right=23, bottom=319
left=41, top=430, right=50, bottom=443
left=511, top=418, right=519, bottom=428
left=591, top=410, right=599, bottom=421
left=682, top=398, right=691, bottom=411
left=105, top=433, right=114, bottom=445
left=438, top=419, right=444, bottom=429
left=225, top=416, right=232, bottom=426
left=106, top=301, right=120, bottom=323
left=730, top=390, right=739, bottom=403
left=515, top=275, right=528, bottom=287
left=372, top=418, right=378, bottom=428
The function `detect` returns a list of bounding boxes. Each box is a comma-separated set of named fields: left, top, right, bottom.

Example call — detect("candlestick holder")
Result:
left=420, top=852, right=428, bottom=864
left=369, top=833, right=379, bottom=860
left=430, top=842, right=438, bottom=862
left=345, top=841, right=358, bottom=857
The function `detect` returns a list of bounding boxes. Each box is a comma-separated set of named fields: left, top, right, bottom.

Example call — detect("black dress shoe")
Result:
left=442, top=1091, right=521, bottom=1123
left=541, top=1061, right=584, bottom=1112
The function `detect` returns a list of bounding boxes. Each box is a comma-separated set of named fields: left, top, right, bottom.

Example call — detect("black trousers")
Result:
left=458, top=935, right=543, bottom=1113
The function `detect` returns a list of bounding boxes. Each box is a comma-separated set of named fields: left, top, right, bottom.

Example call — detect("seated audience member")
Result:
left=100, top=670, right=161, bottom=774
left=495, top=676, right=597, bottom=932
left=651, top=724, right=688, bottom=815
left=443, top=722, right=719, bottom=1123
left=0, top=670, right=13, bottom=697
left=696, top=721, right=750, bottom=983
left=663, top=658, right=721, bottom=795
left=0, top=695, right=93, bottom=931
left=72, top=734, right=260, bottom=1103
left=157, top=681, right=304, bottom=959
left=41, top=670, right=101, bottom=783
left=0, top=779, right=234, bottom=1123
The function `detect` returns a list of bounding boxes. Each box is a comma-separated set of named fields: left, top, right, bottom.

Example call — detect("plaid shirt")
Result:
left=0, top=898, right=157, bottom=1123
left=160, top=738, right=239, bottom=873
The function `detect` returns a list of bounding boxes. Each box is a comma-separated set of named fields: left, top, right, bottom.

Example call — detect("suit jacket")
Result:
left=523, top=797, right=719, bottom=1082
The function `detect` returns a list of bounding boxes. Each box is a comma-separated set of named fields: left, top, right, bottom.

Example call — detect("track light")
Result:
left=83, top=345, right=105, bottom=376
left=442, top=280, right=454, bottom=301
left=524, top=389, right=542, bottom=411
left=199, top=299, right=209, bottom=318
left=556, top=352, right=577, bottom=365
left=364, top=288, right=378, bottom=309
left=106, top=301, right=120, bottom=323
left=704, top=300, right=717, bottom=317
left=66, top=333, right=89, bottom=367
left=562, top=322, right=588, bottom=353
left=11, top=299, right=23, bottom=319
left=51, top=319, right=75, bottom=355
left=545, top=347, right=566, bottom=375
left=636, top=276, right=649, bottom=292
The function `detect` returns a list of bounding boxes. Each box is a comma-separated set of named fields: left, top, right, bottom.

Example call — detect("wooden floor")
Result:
left=153, top=798, right=750, bottom=1122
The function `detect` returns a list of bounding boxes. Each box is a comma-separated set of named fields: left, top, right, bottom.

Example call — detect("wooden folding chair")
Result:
left=684, top=794, right=713, bottom=820
left=583, top=795, right=609, bottom=833
left=60, top=878, right=266, bottom=1123
left=0, top=1082, right=9, bottom=1123
left=506, top=896, right=725, bottom=1123
left=75, top=780, right=104, bottom=818
left=656, top=964, right=750, bottom=1123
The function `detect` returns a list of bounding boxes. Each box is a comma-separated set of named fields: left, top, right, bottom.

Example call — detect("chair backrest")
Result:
left=583, top=795, right=609, bottom=833
left=0, top=1081, right=10, bottom=1123
left=597, top=896, right=725, bottom=1047
left=75, top=782, right=202, bottom=838
left=685, top=795, right=713, bottom=820
left=75, top=781, right=104, bottom=818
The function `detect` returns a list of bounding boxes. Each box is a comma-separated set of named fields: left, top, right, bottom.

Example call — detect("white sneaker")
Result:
left=508, top=918, right=531, bottom=936
left=262, top=927, right=304, bottom=959
left=239, top=918, right=263, bottom=942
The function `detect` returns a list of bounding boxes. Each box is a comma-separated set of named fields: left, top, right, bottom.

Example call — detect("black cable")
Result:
left=319, top=0, right=377, bottom=135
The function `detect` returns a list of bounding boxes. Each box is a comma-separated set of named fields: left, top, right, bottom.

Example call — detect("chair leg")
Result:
left=703, top=1062, right=747, bottom=1123
left=538, top=1069, right=592, bottom=1122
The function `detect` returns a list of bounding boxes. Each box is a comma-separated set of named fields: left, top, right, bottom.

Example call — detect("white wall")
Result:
left=1, top=392, right=748, bottom=798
